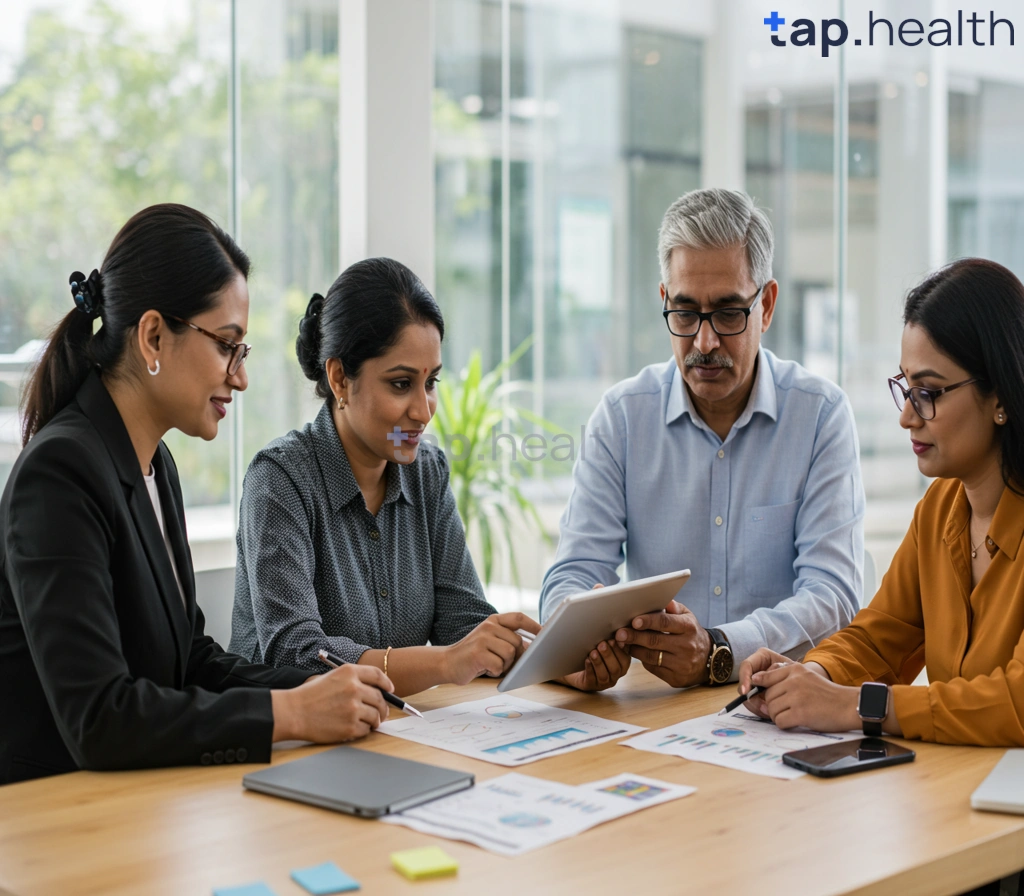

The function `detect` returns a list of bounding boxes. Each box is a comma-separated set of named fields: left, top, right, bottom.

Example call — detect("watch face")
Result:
left=859, top=682, right=888, bottom=720
left=711, top=647, right=733, bottom=684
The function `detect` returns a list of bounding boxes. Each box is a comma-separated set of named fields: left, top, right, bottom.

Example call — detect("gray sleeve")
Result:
left=718, top=394, right=865, bottom=672
left=236, top=455, right=371, bottom=669
left=426, top=449, right=496, bottom=645
left=538, top=396, right=628, bottom=621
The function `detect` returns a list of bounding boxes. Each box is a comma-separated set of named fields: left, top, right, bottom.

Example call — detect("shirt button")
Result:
left=380, top=588, right=389, bottom=598
left=370, top=529, right=380, bottom=540
left=714, top=586, right=722, bottom=596
left=987, top=538, right=994, bottom=546
left=717, top=449, right=725, bottom=459
left=715, top=516, right=723, bottom=526
left=236, top=748, right=248, bottom=762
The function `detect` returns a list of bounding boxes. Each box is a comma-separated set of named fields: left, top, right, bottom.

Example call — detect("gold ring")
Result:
left=657, top=650, right=663, bottom=667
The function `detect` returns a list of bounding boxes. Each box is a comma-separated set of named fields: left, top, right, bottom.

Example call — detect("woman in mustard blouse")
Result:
left=739, top=257, right=1024, bottom=747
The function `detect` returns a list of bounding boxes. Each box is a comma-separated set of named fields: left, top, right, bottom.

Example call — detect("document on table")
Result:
left=377, top=695, right=645, bottom=766
left=381, top=772, right=696, bottom=856
left=622, top=711, right=862, bottom=780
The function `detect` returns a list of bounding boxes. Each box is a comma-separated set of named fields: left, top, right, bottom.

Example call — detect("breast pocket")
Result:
left=743, top=500, right=800, bottom=599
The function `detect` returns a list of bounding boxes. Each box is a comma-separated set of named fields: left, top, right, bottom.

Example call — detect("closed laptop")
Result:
left=971, top=750, right=1024, bottom=815
left=243, top=745, right=474, bottom=818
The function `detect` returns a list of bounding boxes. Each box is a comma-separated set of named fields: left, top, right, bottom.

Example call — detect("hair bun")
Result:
left=295, top=292, right=325, bottom=382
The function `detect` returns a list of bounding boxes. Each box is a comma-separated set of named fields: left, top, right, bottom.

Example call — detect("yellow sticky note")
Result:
left=390, top=846, right=459, bottom=880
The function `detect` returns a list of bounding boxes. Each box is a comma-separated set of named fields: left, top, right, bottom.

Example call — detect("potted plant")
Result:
left=430, top=337, right=560, bottom=585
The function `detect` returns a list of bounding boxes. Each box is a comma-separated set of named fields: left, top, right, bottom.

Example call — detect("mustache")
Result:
left=684, top=350, right=733, bottom=369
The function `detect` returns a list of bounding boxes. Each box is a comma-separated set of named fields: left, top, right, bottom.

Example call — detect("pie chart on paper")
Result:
left=486, top=705, right=524, bottom=719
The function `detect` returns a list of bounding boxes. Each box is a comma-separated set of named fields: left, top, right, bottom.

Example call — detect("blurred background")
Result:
left=1, top=0, right=1021, bottom=617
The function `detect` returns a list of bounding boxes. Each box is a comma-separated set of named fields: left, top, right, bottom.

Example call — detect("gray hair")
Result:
left=657, top=188, right=774, bottom=288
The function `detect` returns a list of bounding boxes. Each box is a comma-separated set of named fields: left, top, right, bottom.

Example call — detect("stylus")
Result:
left=317, top=649, right=425, bottom=719
left=718, top=685, right=766, bottom=716
left=515, top=628, right=536, bottom=644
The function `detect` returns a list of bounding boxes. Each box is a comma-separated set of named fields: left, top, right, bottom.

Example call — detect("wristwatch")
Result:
left=705, top=628, right=734, bottom=685
left=858, top=682, right=889, bottom=736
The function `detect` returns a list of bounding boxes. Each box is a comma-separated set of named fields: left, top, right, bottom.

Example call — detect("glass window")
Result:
left=0, top=0, right=231, bottom=504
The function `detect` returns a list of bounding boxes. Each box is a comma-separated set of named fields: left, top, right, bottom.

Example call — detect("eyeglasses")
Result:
left=888, top=372, right=978, bottom=420
left=164, top=314, right=251, bottom=376
left=662, top=285, right=765, bottom=338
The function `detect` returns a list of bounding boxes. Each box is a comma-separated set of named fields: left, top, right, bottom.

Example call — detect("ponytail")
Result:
left=20, top=305, right=96, bottom=446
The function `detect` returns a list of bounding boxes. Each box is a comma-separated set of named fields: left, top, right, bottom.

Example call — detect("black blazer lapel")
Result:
left=153, top=444, right=197, bottom=617
left=76, top=371, right=191, bottom=681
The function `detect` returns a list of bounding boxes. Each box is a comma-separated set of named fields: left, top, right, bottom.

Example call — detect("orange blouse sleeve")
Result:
left=804, top=509, right=926, bottom=688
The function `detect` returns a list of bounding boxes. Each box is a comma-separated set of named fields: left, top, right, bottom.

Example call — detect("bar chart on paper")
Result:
left=378, top=696, right=646, bottom=766
left=622, top=712, right=861, bottom=779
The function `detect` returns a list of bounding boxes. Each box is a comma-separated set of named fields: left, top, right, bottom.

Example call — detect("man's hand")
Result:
left=558, top=640, right=632, bottom=692
left=556, top=584, right=631, bottom=692
left=614, top=600, right=712, bottom=688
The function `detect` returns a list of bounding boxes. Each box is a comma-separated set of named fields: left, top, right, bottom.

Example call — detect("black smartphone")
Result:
left=782, top=737, right=915, bottom=777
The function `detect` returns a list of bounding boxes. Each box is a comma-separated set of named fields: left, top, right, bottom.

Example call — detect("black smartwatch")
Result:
left=858, top=682, right=889, bottom=736
left=705, top=628, right=734, bottom=685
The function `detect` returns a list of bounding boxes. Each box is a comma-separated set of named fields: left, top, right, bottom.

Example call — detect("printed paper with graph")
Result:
left=380, top=772, right=696, bottom=855
left=377, top=695, right=645, bottom=766
left=622, top=711, right=862, bottom=779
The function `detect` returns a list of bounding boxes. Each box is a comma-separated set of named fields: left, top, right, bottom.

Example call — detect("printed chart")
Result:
left=381, top=772, right=696, bottom=856
left=378, top=696, right=645, bottom=766
left=622, top=712, right=862, bottom=779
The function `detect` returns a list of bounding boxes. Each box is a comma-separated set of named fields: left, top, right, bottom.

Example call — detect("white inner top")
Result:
left=144, top=468, right=187, bottom=608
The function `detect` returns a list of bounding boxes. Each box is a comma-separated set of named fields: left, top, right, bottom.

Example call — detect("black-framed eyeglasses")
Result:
left=662, top=284, right=765, bottom=338
left=164, top=314, right=252, bottom=376
left=888, top=372, right=978, bottom=421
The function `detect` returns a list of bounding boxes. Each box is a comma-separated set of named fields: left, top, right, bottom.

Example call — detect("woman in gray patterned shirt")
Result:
left=230, top=258, right=543, bottom=696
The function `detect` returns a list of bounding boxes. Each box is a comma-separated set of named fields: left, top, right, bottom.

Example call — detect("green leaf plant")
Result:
left=430, top=336, right=561, bottom=585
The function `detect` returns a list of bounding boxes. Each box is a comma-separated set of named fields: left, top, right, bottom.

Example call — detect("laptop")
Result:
left=243, top=745, right=474, bottom=818
left=971, top=750, right=1024, bottom=814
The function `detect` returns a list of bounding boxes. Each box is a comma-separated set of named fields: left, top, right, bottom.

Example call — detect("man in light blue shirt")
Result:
left=541, top=188, right=864, bottom=691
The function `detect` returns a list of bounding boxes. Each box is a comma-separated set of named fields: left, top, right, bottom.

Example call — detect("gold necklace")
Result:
left=971, top=535, right=984, bottom=559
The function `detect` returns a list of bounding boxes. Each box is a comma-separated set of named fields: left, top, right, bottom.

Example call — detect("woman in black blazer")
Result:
left=0, top=204, right=393, bottom=785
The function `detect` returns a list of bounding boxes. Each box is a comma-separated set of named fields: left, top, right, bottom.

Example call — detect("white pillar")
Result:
left=339, top=0, right=436, bottom=290
left=700, top=1, right=744, bottom=190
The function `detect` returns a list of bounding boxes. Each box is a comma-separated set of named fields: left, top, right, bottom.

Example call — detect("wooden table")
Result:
left=1, top=664, right=1022, bottom=896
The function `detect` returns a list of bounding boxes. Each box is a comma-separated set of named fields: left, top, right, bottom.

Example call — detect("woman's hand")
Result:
left=271, top=664, right=392, bottom=743
left=558, top=639, right=632, bottom=692
left=751, top=662, right=860, bottom=732
left=442, top=612, right=541, bottom=685
left=736, top=647, right=792, bottom=716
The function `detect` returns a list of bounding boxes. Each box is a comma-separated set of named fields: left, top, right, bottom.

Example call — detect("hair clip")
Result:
left=69, top=269, right=103, bottom=317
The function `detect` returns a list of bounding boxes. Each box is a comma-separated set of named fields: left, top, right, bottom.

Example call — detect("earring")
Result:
left=337, top=396, right=346, bottom=410
left=147, top=360, right=160, bottom=377
left=998, top=413, right=1006, bottom=423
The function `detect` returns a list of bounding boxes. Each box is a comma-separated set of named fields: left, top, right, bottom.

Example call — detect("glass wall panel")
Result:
left=236, top=0, right=339, bottom=467
left=0, top=0, right=231, bottom=503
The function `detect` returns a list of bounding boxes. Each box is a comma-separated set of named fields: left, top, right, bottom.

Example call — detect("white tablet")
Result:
left=497, top=569, right=691, bottom=692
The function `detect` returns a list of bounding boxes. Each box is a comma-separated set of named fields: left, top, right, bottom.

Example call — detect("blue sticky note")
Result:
left=291, top=862, right=361, bottom=894
left=212, top=884, right=278, bottom=896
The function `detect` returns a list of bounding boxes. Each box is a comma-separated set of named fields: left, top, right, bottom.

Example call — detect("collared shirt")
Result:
left=230, top=402, right=496, bottom=670
left=539, top=348, right=865, bottom=671
left=807, top=478, right=1024, bottom=746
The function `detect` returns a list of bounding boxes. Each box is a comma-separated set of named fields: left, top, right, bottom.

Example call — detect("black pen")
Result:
left=718, top=685, right=766, bottom=716
left=317, top=649, right=425, bottom=719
